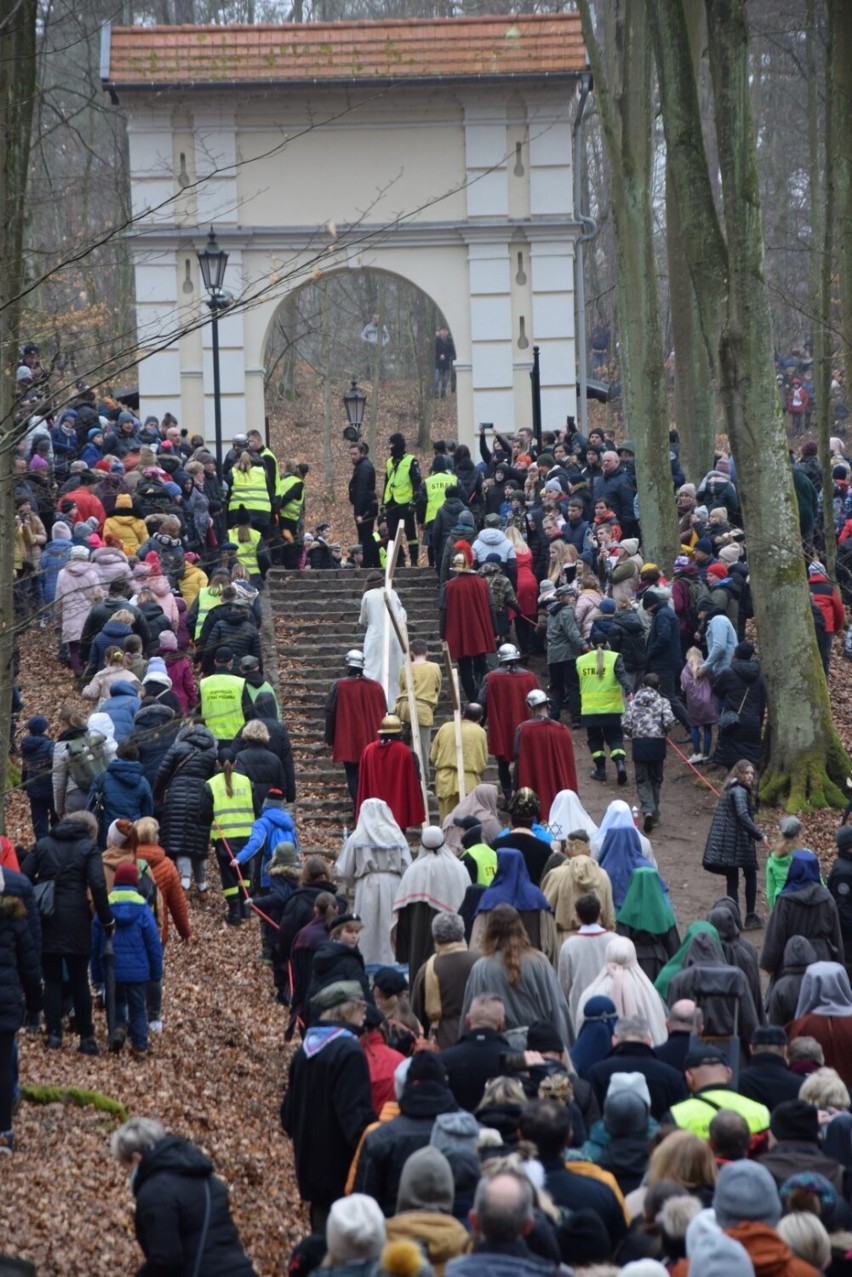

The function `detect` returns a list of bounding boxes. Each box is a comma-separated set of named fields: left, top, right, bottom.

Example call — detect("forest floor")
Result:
left=2, top=383, right=849, bottom=1274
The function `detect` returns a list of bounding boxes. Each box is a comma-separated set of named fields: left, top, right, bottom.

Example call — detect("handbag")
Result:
left=718, top=685, right=749, bottom=734
left=32, top=879, right=56, bottom=919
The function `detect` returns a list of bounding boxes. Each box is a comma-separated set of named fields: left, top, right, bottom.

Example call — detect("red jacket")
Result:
left=361, top=1029, right=405, bottom=1113
left=58, top=486, right=107, bottom=531
left=808, top=573, right=845, bottom=634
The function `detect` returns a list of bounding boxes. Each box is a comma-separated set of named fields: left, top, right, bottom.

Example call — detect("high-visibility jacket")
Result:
left=200, top=673, right=246, bottom=740
left=243, top=678, right=280, bottom=717
left=372, top=532, right=387, bottom=567
left=422, top=472, right=455, bottom=525
left=193, top=586, right=224, bottom=639
left=234, top=526, right=262, bottom=577
left=206, top=771, right=254, bottom=896
left=465, top=843, right=497, bottom=885
left=279, top=473, right=304, bottom=523
left=670, top=1089, right=769, bottom=1141
left=384, top=454, right=416, bottom=506
left=259, top=446, right=283, bottom=500
left=576, top=649, right=625, bottom=717
left=228, top=465, right=271, bottom=516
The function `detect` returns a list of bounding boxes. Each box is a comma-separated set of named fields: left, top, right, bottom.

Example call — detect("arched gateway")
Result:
left=101, top=14, right=588, bottom=445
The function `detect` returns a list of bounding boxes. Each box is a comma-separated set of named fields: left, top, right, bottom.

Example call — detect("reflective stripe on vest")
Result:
left=423, top=472, right=455, bottom=524
left=200, top=673, right=246, bottom=740
left=229, top=467, right=271, bottom=514
left=384, top=454, right=415, bottom=505
left=260, top=446, right=282, bottom=499
left=207, top=771, right=255, bottom=842
left=467, top=844, right=497, bottom=885
left=279, top=473, right=304, bottom=522
left=372, top=532, right=387, bottom=567
left=576, top=649, right=625, bottom=716
left=193, top=586, right=221, bottom=639
left=235, top=527, right=261, bottom=573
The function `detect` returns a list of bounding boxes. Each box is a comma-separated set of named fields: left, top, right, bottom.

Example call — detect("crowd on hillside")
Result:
left=6, top=342, right=852, bottom=1277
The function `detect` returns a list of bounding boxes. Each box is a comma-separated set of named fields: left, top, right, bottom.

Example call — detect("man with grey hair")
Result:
left=595, top=450, right=637, bottom=536
left=111, top=1117, right=254, bottom=1272
left=446, top=1168, right=575, bottom=1276
left=281, top=980, right=376, bottom=1232
left=411, top=911, right=478, bottom=1049
left=586, top=1014, right=688, bottom=1120
left=654, top=998, right=698, bottom=1074
left=437, top=994, right=511, bottom=1111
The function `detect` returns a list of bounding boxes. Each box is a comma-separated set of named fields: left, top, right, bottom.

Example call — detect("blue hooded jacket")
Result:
left=40, top=539, right=72, bottom=603
left=101, top=681, right=142, bottom=742
left=20, top=727, right=54, bottom=802
left=234, top=803, right=299, bottom=886
left=92, top=887, right=163, bottom=984
left=88, top=758, right=153, bottom=846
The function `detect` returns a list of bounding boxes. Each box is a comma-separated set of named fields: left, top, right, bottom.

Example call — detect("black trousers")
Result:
left=549, top=659, right=580, bottom=725
left=357, top=519, right=380, bottom=568
left=585, top=719, right=625, bottom=762
left=497, top=759, right=513, bottom=799
left=654, top=667, right=691, bottom=729
left=0, top=1031, right=13, bottom=1132
left=43, top=953, right=93, bottom=1039
left=725, top=866, right=757, bottom=917
left=458, top=654, right=487, bottom=704
left=343, top=761, right=360, bottom=804
left=386, top=504, right=418, bottom=566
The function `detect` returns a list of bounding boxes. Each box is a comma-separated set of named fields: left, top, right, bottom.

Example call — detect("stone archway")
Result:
left=103, top=13, right=587, bottom=446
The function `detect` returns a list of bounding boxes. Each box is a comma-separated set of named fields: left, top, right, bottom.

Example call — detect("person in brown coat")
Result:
left=410, top=911, right=478, bottom=1049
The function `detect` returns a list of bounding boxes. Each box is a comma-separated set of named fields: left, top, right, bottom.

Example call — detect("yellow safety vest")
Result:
left=259, top=446, right=283, bottom=499
left=279, top=473, right=304, bottom=523
left=207, top=770, right=255, bottom=844
left=372, top=532, right=387, bottom=567
left=200, top=673, right=246, bottom=740
left=193, top=586, right=223, bottom=639
left=234, top=526, right=262, bottom=576
left=384, top=454, right=416, bottom=506
left=423, top=472, right=455, bottom=525
left=576, top=649, right=625, bottom=717
left=670, top=1090, right=769, bottom=1141
left=465, top=844, right=497, bottom=885
left=229, top=465, right=271, bottom=515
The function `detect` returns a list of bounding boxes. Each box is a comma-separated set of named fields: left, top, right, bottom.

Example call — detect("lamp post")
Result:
left=196, top=227, right=230, bottom=471
left=342, top=377, right=368, bottom=441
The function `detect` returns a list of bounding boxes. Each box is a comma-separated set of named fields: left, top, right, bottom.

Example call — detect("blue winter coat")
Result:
left=20, top=732, right=54, bottom=802
left=88, top=758, right=153, bottom=846
left=234, top=805, right=299, bottom=886
left=40, top=540, right=72, bottom=603
left=88, top=619, right=134, bottom=674
left=645, top=604, right=683, bottom=675
left=92, top=889, right=163, bottom=984
left=101, top=681, right=142, bottom=742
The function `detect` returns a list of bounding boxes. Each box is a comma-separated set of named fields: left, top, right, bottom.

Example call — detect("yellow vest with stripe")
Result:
left=576, top=649, right=625, bottom=717
left=259, top=446, right=283, bottom=499
left=229, top=465, right=271, bottom=516
left=193, top=586, right=223, bottom=639
left=234, top=526, right=261, bottom=576
left=279, top=473, right=304, bottom=523
left=670, top=1090, right=769, bottom=1141
left=384, top=454, right=416, bottom=506
left=207, top=771, right=255, bottom=845
left=423, top=472, right=455, bottom=525
left=465, top=844, right=497, bottom=885
left=200, top=673, right=246, bottom=740
left=372, top=532, right=387, bottom=567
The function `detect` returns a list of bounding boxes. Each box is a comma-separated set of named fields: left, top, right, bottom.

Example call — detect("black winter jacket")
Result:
left=431, top=496, right=468, bottom=566
left=20, top=732, right=54, bottom=803
left=348, top=456, right=377, bottom=521
left=23, top=818, right=113, bottom=955
left=234, top=743, right=287, bottom=808
left=760, top=882, right=844, bottom=977
left=607, top=610, right=647, bottom=674
left=201, top=606, right=261, bottom=676
left=307, top=939, right=373, bottom=1009
left=275, top=880, right=341, bottom=963
left=80, top=597, right=150, bottom=662
left=132, top=1136, right=254, bottom=1275
left=586, top=1042, right=688, bottom=1122
left=154, top=725, right=218, bottom=862
left=138, top=600, right=173, bottom=655
left=133, top=701, right=182, bottom=786
left=645, top=604, right=682, bottom=674
left=711, top=660, right=767, bottom=768
left=828, top=850, right=852, bottom=972
left=353, top=1079, right=460, bottom=1215
left=702, top=781, right=765, bottom=873
left=235, top=698, right=295, bottom=801
left=0, top=893, right=41, bottom=1034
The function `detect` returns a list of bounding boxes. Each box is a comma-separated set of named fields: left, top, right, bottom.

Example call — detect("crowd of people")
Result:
left=6, top=348, right=852, bottom=1276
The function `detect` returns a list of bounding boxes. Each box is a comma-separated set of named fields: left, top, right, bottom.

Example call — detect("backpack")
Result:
left=65, top=731, right=110, bottom=790
left=136, top=859, right=161, bottom=925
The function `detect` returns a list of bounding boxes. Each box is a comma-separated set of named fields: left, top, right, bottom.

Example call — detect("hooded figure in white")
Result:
left=337, top=798, right=412, bottom=966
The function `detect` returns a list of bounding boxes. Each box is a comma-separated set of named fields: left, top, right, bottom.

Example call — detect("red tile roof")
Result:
left=105, top=14, right=586, bottom=88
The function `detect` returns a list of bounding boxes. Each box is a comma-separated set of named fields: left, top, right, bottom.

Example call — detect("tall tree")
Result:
left=577, top=0, right=679, bottom=569
left=831, top=0, right=852, bottom=394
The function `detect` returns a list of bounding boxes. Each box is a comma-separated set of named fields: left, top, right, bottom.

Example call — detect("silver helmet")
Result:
left=345, top=648, right=365, bottom=669
left=526, top=688, right=549, bottom=709
left=497, top=643, right=521, bottom=664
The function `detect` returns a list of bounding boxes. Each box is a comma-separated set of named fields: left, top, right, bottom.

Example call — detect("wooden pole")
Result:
left=384, top=588, right=429, bottom=828
left=441, top=641, right=466, bottom=803
left=381, top=522, right=406, bottom=704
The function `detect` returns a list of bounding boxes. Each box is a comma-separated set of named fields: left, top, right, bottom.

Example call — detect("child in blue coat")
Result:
left=92, top=861, right=162, bottom=1057
left=20, top=715, right=55, bottom=840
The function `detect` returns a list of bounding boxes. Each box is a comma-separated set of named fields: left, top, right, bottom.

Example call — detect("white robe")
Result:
left=558, top=926, right=615, bottom=1028
left=336, top=799, right=412, bottom=966
left=359, top=587, right=407, bottom=708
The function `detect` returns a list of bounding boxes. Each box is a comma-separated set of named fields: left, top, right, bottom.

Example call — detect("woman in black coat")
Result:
left=154, top=723, right=218, bottom=891
left=760, top=851, right=844, bottom=982
left=306, top=913, right=374, bottom=1015
left=711, top=643, right=767, bottom=769
left=22, top=810, right=112, bottom=1053
left=702, top=759, right=769, bottom=930
left=238, top=693, right=296, bottom=801
left=111, top=1118, right=253, bottom=1275
left=0, top=877, right=42, bottom=1150
left=233, top=720, right=288, bottom=807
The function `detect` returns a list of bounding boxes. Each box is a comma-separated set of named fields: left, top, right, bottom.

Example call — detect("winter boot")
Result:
left=589, top=760, right=606, bottom=783
left=226, top=895, right=243, bottom=927
left=615, top=757, right=628, bottom=786
left=78, top=1036, right=100, bottom=1056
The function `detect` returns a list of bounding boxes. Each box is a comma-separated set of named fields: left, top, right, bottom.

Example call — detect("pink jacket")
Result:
left=55, top=561, right=103, bottom=642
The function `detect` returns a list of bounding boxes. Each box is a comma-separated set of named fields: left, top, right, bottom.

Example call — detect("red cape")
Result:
left=514, top=718, right=578, bottom=821
left=356, top=738, right=426, bottom=830
left=485, top=668, right=541, bottom=761
left=331, top=677, right=388, bottom=762
left=442, top=574, right=496, bottom=659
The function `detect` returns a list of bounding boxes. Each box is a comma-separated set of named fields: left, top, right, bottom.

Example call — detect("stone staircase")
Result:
left=267, top=566, right=494, bottom=831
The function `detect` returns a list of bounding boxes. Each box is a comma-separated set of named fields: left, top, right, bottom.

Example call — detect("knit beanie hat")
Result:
left=157, top=630, right=178, bottom=651
left=770, top=1099, right=820, bottom=1144
left=718, top=544, right=742, bottom=564
left=395, top=1146, right=454, bottom=1214
left=70, top=545, right=90, bottom=560
left=780, top=816, right=802, bottom=838
left=690, top=1231, right=755, bottom=1277
left=326, top=1194, right=385, bottom=1262
left=115, top=493, right=133, bottom=510
left=114, top=862, right=139, bottom=888
left=712, top=1160, right=781, bottom=1228
left=707, top=562, right=728, bottom=579
left=694, top=537, right=713, bottom=554
left=25, top=715, right=49, bottom=735
left=605, top=1071, right=653, bottom=1109
left=52, top=523, right=72, bottom=541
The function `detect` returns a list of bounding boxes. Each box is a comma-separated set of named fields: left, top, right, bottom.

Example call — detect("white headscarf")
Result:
left=336, top=799, right=411, bottom=882
left=576, top=935, right=668, bottom=1045
left=547, top=789, right=598, bottom=842
left=87, top=711, right=118, bottom=763
left=590, top=799, right=657, bottom=866
left=795, top=961, right=852, bottom=1019
left=391, top=841, right=470, bottom=926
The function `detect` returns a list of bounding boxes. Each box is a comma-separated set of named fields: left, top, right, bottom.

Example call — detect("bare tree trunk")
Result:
left=831, top=0, right=852, bottom=394
left=705, top=0, right=848, bottom=808
left=577, top=0, right=679, bottom=569
left=321, top=281, right=333, bottom=492
left=809, top=0, right=835, bottom=576
left=0, top=0, right=38, bottom=828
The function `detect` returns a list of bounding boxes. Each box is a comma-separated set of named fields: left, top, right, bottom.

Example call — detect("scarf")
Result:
left=617, top=866, right=678, bottom=936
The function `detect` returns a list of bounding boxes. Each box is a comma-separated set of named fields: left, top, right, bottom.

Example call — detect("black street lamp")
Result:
left=196, top=227, right=230, bottom=470
left=342, top=377, right=368, bottom=441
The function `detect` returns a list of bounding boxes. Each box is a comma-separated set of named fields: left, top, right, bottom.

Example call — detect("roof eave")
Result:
left=103, top=70, right=586, bottom=94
